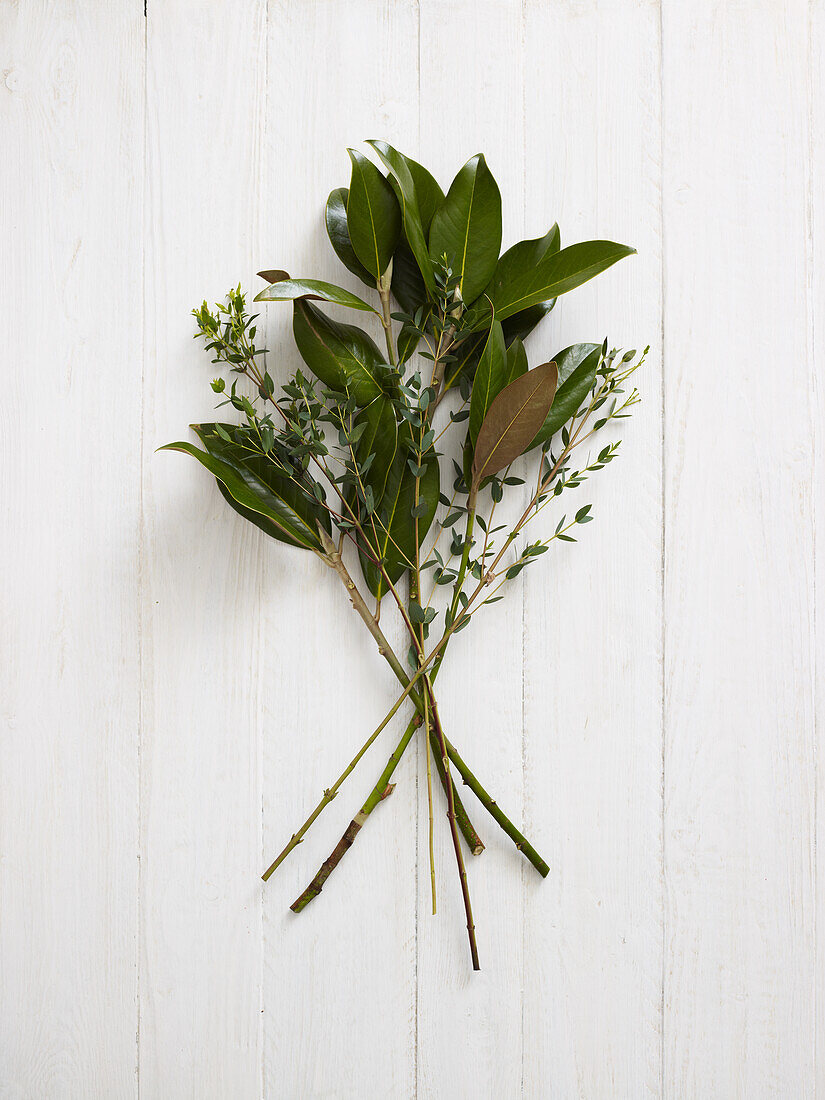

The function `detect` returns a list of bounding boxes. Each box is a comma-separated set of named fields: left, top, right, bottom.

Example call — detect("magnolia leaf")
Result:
left=391, top=241, right=429, bottom=312
left=503, top=337, right=528, bottom=386
left=428, top=154, right=502, bottom=306
left=254, top=277, right=378, bottom=313
left=367, top=140, right=441, bottom=295
left=354, top=396, right=398, bottom=504
left=367, top=141, right=443, bottom=233
left=490, top=240, right=635, bottom=323
left=472, top=362, right=558, bottom=488
left=468, top=317, right=507, bottom=444
left=193, top=424, right=331, bottom=545
left=346, top=148, right=401, bottom=279
left=324, top=187, right=373, bottom=285
left=463, top=239, right=635, bottom=330
left=491, top=224, right=560, bottom=297
left=257, top=268, right=290, bottom=284
left=358, top=427, right=440, bottom=600
left=528, top=343, right=601, bottom=450
left=501, top=300, right=555, bottom=345
left=159, top=430, right=328, bottom=551
left=292, top=300, right=384, bottom=405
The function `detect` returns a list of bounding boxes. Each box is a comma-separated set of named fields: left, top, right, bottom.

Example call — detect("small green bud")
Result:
left=211, top=378, right=226, bottom=393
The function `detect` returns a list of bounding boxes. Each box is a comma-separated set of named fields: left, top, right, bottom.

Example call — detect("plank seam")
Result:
left=658, top=2, right=667, bottom=1096
left=137, top=1, right=149, bottom=1095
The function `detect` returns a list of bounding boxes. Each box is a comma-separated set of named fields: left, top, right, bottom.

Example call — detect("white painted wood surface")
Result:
left=0, top=1, right=820, bottom=1096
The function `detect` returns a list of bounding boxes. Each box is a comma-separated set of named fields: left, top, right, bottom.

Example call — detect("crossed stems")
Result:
left=252, top=284, right=622, bottom=969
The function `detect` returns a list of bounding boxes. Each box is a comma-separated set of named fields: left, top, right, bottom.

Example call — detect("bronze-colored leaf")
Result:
left=257, top=268, right=290, bottom=284
left=471, top=361, right=558, bottom=490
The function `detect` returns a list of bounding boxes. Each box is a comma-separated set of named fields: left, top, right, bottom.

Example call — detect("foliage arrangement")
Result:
left=163, top=141, right=644, bottom=971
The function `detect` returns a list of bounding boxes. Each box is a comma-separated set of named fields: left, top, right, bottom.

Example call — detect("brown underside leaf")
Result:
left=257, top=268, right=290, bottom=284
left=471, top=360, right=558, bottom=488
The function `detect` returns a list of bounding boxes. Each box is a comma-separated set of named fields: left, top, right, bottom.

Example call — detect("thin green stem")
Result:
left=260, top=661, right=429, bottom=881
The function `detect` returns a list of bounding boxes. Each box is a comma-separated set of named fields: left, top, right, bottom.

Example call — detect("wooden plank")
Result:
left=521, top=1, right=664, bottom=1096
left=259, top=2, right=420, bottom=1096
left=0, top=2, right=144, bottom=1095
left=139, top=2, right=267, bottom=1095
left=662, top=1, right=815, bottom=1095
left=416, top=1, right=527, bottom=1094
left=814, top=8, right=825, bottom=1094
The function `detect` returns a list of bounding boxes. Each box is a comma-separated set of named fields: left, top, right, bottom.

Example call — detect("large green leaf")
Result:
left=354, top=396, right=398, bottom=504
left=442, top=332, right=484, bottom=392
left=159, top=427, right=328, bottom=551
left=491, top=224, right=560, bottom=296
left=528, top=343, right=601, bottom=450
left=367, top=140, right=441, bottom=296
left=468, top=319, right=507, bottom=444
left=391, top=241, right=428, bottom=312
left=367, top=141, right=443, bottom=233
left=492, top=224, right=560, bottom=339
left=194, top=423, right=331, bottom=548
left=503, top=337, right=528, bottom=386
left=501, top=301, right=555, bottom=345
left=467, top=240, right=635, bottom=326
left=358, top=427, right=440, bottom=600
left=472, top=361, right=558, bottom=488
left=346, top=149, right=401, bottom=279
left=325, top=187, right=373, bottom=286
left=254, top=277, right=377, bottom=313
left=292, top=300, right=384, bottom=405
left=428, top=154, right=501, bottom=306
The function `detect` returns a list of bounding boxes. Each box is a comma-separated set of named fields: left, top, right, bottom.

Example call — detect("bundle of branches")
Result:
left=163, top=141, right=644, bottom=971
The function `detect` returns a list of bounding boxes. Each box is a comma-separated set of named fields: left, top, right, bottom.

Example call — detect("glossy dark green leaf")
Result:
left=469, top=319, right=507, bottom=444
left=292, top=300, right=384, bottom=405
left=346, top=149, right=401, bottom=279
left=503, top=337, right=528, bottom=386
left=367, top=140, right=441, bottom=296
left=501, top=301, right=555, bottom=345
left=491, top=224, right=560, bottom=296
left=254, top=277, right=377, bottom=313
left=428, top=154, right=501, bottom=306
left=528, top=343, right=601, bottom=450
left=324, top=187, right=373, bottom=286
left=367, top=141, right=443, bottom=233
left=489, top=225, right=561, bottom=341
left=471, top=239, right=635, bottom=325
left=358, top=427, right=440, bottom=600
left=194, top=424, right=331, bottom=544
left=391, top=241, right=428, bottom=312
left=472, top=361, right=559, bottom=487
left=159, top=428, right=328, bottom=551
left=441, top=332, right=485, bottom=392
left=354, top=396, right=398, bottom=504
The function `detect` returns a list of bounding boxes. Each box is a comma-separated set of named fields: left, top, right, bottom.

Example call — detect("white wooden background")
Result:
left=1, top=0, right=822, bottom=1096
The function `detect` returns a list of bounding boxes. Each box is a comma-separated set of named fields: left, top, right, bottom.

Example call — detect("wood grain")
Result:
left=521, top=2, right=664, bottom=1095
left=662, top=1, right=816, bottom=1095
left=259, top=2, right=420, bottom=1097
left=417, top=2, right=527, bottom=1095
left=1, top=1, right=821, bottom=1096
left=0, top=2, right=143, bottom=1095
left=139, top=2, right=267, bottom=1095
